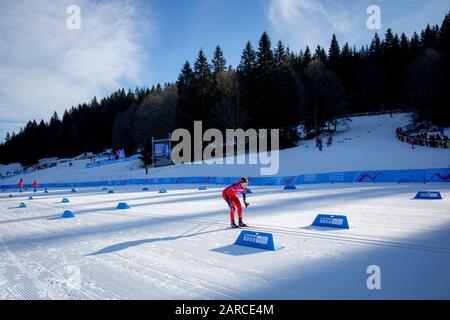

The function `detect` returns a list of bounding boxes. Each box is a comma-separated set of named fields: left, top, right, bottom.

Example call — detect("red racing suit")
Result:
left=222, top=183, right=247, bottom=221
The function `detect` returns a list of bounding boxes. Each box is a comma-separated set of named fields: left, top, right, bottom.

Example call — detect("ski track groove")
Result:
left=0, top=222, right=107, bottom=299
left=11, top=198, right=450, bottom=255
left=0, top=205, right=139, bottom=299
left=112, top=251, right=239, bottom=299
left=101, top=208, right=450, bottom=255
left=0, top=234, right=69, bottom=299
left=1, top=186, right=449, bottom=299
left=0, top=216, right=186, bottom=299
left=0, top=203, right=240, bottom=299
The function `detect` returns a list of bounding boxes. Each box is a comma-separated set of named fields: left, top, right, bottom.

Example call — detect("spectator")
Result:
left=429, top=135, right=436, bottom=148
left=327, top=136, right=333, bottom=147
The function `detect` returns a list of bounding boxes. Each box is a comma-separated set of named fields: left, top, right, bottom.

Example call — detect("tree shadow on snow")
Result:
left=0, top=184, right=418, bottom=226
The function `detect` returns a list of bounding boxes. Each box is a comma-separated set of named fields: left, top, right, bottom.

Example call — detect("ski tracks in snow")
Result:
left=0, top=200, right=243, bottom=299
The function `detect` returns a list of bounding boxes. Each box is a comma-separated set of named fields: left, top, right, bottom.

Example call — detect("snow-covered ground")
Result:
left=1, top=113, right=449, bottom=185
left=1, top=183, right=449, bottom=299
left=0, top=112, right=449, bottom=300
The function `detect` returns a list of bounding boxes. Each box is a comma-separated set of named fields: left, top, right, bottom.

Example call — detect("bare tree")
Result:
left=211, top=68, right=243, bottom=131
left=303, top=58, right=346, bottom=135
left=405, top=49, right=446, bottom=130
left=133, top=84, right=177, bottom=147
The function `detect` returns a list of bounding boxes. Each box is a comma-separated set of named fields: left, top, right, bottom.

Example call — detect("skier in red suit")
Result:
left=222, top=177, right=250, bottom=228
left=18, top=179, right=23, bottom=193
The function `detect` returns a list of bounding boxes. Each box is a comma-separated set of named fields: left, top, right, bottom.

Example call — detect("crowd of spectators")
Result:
left=0, top=162, right=57, bottom=179
left=396, top=127, right=450, bottom=149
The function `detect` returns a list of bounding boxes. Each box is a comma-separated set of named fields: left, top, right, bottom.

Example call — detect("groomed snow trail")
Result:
left=1, top=183, right=449, bottom=299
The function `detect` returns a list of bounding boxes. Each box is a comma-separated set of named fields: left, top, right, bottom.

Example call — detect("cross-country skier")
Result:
left=33, top=180, right=38, bottom=193
left=18, top=178, right=23, bottom=193
left=222, top=177, right=250, bottom=228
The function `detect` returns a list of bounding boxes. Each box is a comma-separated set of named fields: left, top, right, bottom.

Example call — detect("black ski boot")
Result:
left=231, top=221, right=239, bottom=228
left=239, top=220, right=248, bottom=228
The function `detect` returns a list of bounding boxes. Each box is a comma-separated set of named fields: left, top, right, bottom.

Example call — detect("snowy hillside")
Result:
left=1, top=113, right=449, bottom=185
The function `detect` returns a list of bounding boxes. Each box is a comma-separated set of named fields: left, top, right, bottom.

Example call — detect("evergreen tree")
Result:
left=256, top=32, right=274, bottom=74
left=237, top=41, right=257, bottom=75
left=400, top=33, right=410, bottom=60
left=440, top=12, right=450, bottom=56
left=176, top=61, right=195, bottom=129
left=314, top=45, right=327, bottom=62
left=410, top=32, right=422, bottom=55
left=274, top=40, right=287, bottom=66
left=193, top=49, right=214, bottom=127
left=328, top=34, right=341, bottom=67
left=303, top=46, right=312, bottom=66
left=237, top=41, right=257, bottom=129
left=341, top=43, right=351, bottom=60
left=370, top=33, right=382, bottom=57
left=212, top=45, right=226, bottom=77
left=383, top=29, right=395, bottom=54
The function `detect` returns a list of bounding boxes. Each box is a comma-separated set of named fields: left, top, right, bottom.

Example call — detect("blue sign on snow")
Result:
left=62, top=210, right=75, bottom=218
left=116, top=202, right=130, bottom=209
left=235, top=230, right=283, bottom=251
left=312, top=214, right=350, bottom=229
left=414, top=191, right=443, bottom=200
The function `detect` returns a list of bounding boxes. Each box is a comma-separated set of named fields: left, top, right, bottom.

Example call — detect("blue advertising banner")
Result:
left=2, top=168, right=449, bottom=190
left=154, top=143, right=169, bottom=157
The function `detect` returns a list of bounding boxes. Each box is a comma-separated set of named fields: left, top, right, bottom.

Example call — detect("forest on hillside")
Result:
left=1, top=12, right=449, bottom=166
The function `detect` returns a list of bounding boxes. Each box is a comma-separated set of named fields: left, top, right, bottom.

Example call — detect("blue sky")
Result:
left=0, top=0, right=449, bottom=142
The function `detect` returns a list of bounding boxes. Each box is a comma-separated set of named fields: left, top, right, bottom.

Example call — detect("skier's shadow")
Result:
left=87, top=226, right=230, bottom=256
left=211, top=245, right=269, bottom=256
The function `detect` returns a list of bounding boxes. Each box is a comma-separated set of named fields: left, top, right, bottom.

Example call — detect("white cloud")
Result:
left=0, top=0, right=150, bottom=128
left=268, top=0, right=361, bottom=51
left=0, top=120, right=23, bottom=142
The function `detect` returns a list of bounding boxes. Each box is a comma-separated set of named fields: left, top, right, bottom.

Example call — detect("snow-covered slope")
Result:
left=1, top=183, right=449, bottom=299
left=1, top=113, right=449, bottom=184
